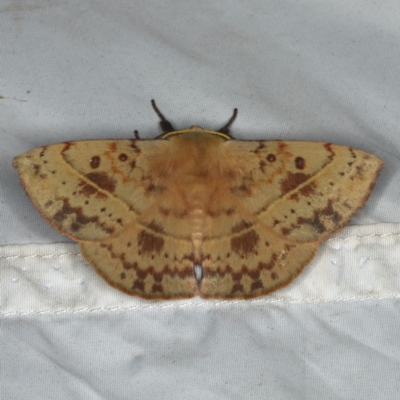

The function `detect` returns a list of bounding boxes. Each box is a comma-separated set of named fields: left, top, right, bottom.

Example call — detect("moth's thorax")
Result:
left=167, top=129, right=228, bottom=158
left=164, top=130, right=235, bottom=199
left=145, top=129, right=238, bottom=238
left=150, top=130, right=232, bottom=187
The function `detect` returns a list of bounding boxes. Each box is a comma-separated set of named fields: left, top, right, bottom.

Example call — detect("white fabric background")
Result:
left=1, top=1, right=399, bottom=399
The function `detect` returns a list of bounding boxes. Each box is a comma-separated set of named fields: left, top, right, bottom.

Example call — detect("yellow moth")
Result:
left=13, top=101, right=384, bottom=300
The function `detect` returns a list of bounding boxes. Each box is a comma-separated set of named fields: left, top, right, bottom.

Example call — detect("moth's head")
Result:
left=158, top=126, right=233, bottom=141
left=151, top=100, right=237, bottom=140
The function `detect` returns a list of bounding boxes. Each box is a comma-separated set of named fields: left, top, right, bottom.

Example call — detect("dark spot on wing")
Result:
left=295, top=156, right=305, bottom=170
left=293, top=199, right=342, bottom=236
left=138, top=231, right=164, bottom=254
left=281, top=172, right=310, bottom=195
left=299, top=182, right=317, bottom=197
left=86, top=172, right=116, bottom=193
left=53, top=197, right=115, bottom=235
left=231, top=230, right=259, bottom=256
left=90, top=156, right=100, bottom=169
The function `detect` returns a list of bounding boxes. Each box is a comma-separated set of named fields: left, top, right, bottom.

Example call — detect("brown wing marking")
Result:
left=200, top=224, right=318, bottom=299
left=80, top=223, right=197, bottom=299
left=262, top=145, right=384, bottom=242
left=13, top=143, right=137, bottom=241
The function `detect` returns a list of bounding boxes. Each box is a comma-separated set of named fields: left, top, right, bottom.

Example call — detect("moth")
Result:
left=13, top=101, right=384, bottom=299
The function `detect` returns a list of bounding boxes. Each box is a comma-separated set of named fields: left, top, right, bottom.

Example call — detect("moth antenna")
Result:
left=218, top=108, right=238, bottom=137
left=151, top=99, right=175, bottom=133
